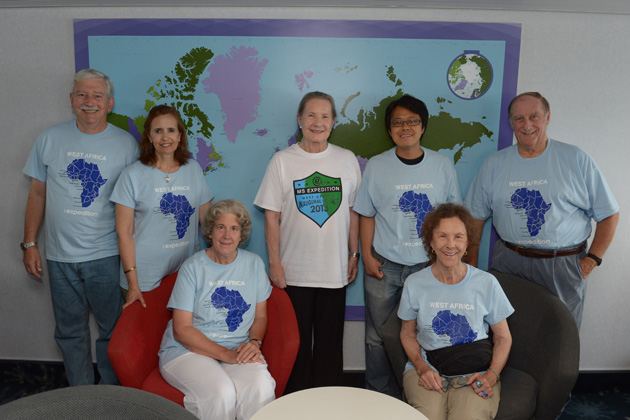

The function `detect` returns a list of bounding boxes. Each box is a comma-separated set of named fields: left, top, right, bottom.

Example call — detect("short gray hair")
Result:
left=297, top=91, right=337, bottom=120
left=72, top=69, right=114, bottom=98
left=508, top=92, right=550, bottom=120
left=202, top=200, right=252, bottom=246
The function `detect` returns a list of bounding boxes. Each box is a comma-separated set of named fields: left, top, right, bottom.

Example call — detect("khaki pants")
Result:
left=403, top=369, right=501, bottom=420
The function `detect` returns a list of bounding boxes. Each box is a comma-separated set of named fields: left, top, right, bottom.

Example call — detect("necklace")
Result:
left=156, top=161, right=179, bottom=183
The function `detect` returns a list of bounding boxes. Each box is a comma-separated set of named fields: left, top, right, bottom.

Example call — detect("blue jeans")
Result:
left=47, top=255, right=123, bottom=386
left=364, top=249, right=427, bottom=398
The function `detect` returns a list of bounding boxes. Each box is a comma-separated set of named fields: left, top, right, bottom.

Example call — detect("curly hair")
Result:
left=420, top=203, right=479, bottom=259
left=139, top=104, right=190, bottom=167
left=201, top=200, right=252, bottom=247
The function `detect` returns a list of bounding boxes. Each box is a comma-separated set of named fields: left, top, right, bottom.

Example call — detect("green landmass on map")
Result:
left=330, top=66, right=493, bottom=163
left=107, top=112, right=132, bottom=131
left=422, top=112, right=494, bottom=163
left=468, top=55, right=493, bottom=94
left=146, top=47, right=216, bottom=138
left=108, top=47, right=225, bottom=173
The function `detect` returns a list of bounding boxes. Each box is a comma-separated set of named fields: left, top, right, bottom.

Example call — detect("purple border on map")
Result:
left=74, top=19, right=521, bottom=319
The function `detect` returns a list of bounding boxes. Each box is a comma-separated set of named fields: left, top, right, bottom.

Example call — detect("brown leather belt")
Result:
left=503, top=241, right=586, bottom=259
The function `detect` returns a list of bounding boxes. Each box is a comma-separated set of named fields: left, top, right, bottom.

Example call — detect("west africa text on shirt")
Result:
left=154, top=186, right=191, bottom=193
left=395, top=183, right=435, bottom=190
left=508, top=179, right=548, bottom=187
left=207, top=280, right=246, bottom=287
left=66, top=151, right=107, bottom=161
left=430, top=301, right=475, bottom=311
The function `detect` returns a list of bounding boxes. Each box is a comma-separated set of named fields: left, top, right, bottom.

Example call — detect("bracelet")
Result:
left=250, top=338, right=262, bottom=347
left=349, top=251, right=360, bottom=258
left=124, top=266, right=136, bottom=274
left=488, top=367, right=501, bottom=381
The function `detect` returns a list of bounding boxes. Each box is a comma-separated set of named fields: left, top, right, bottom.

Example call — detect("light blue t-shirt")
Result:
left=22, top=120, right=138, bottom=263
left=158, top=249, right=272, bottom=366
left=465, top=139, right=619, bottom=249
left=354, top=147, right=461, bottom=265
left=110, top=160, right=213, bottom=291
left=398, top=265, right=514, bottom=374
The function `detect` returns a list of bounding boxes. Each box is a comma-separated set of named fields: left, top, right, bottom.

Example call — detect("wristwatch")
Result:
left=20, top=241, right=37, bottom=251
left=586, top=253, right=602, bottom=266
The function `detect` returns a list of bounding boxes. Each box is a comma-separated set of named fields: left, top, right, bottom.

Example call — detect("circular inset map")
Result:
left=448, top=51, right=493, bottom=100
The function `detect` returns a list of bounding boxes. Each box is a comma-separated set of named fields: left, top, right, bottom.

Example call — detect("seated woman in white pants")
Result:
left=159, top=199, right=276, bottom=420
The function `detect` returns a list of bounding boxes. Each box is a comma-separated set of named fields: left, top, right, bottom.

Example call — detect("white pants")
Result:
left=160, top=352, right=276, bottom=420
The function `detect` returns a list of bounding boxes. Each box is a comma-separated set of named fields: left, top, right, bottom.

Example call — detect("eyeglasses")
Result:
left=441, top=375, right=470, bottom=391
left=390, top=119, right=422, bottom=127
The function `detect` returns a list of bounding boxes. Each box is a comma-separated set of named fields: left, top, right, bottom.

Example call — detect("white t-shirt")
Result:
left=254, top=143, right=361, bottom=288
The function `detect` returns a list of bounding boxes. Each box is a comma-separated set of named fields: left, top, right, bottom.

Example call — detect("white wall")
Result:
left=1, top=6, right=628, bottom=371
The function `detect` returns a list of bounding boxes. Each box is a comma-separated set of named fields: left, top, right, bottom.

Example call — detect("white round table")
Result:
left=251, top=386, right=428, bottom=420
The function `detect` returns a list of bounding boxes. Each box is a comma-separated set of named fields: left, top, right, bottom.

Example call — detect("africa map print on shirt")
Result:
left=211, top=287, right=251, bottom=332
left=398, top=190, right=434, bottom=236
left=510, top=188, right=552, bottom=236
left=432, top=310, right=478, bottom=345
left=159, top=192, right=195, bottom=239
left=294, top=172, right=342, bottom=228
left=66, top=159, right=107, bottom=207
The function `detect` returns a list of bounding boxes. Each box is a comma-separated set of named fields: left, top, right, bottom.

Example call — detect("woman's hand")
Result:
left=123, top=286, right=146, bottom=309
left=236, top=340, right=265, bottom=364
left=347, top=255, right=359, bottom=283
left=467, top=372, right=496, bottom=398
left=269, top=262, right=286, bottom=288
left=416, top=365, right=444, bottom=393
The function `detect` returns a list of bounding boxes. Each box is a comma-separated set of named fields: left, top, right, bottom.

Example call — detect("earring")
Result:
left=464, top=251, right=468, bottom=256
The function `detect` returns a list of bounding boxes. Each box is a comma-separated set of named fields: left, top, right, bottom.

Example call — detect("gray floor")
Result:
left=1, top=362, right=629, bottom=418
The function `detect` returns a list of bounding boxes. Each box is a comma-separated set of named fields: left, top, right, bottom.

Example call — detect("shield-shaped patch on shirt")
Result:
left=293, top=171, right=342, bottom=228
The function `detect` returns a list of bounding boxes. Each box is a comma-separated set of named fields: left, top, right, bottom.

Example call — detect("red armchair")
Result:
left=108, top=271, right=300, bottom=406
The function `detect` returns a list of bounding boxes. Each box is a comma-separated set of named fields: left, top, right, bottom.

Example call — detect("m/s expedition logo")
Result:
left=293, top=172, right=342, bottom=228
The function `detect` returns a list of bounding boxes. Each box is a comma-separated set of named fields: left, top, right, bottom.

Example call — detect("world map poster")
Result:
left=74, top=18, right=521, bottom=320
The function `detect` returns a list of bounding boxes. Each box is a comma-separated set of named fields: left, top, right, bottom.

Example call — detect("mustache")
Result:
left=80, top=105, right=100, bottom=112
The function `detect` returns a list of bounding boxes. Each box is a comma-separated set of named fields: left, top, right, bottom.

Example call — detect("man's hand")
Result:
left=23, top=246, right=43, bottom=279
left=579, top=256, right=598, bottom=279
left=363, top=254, right=383, bottom=279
